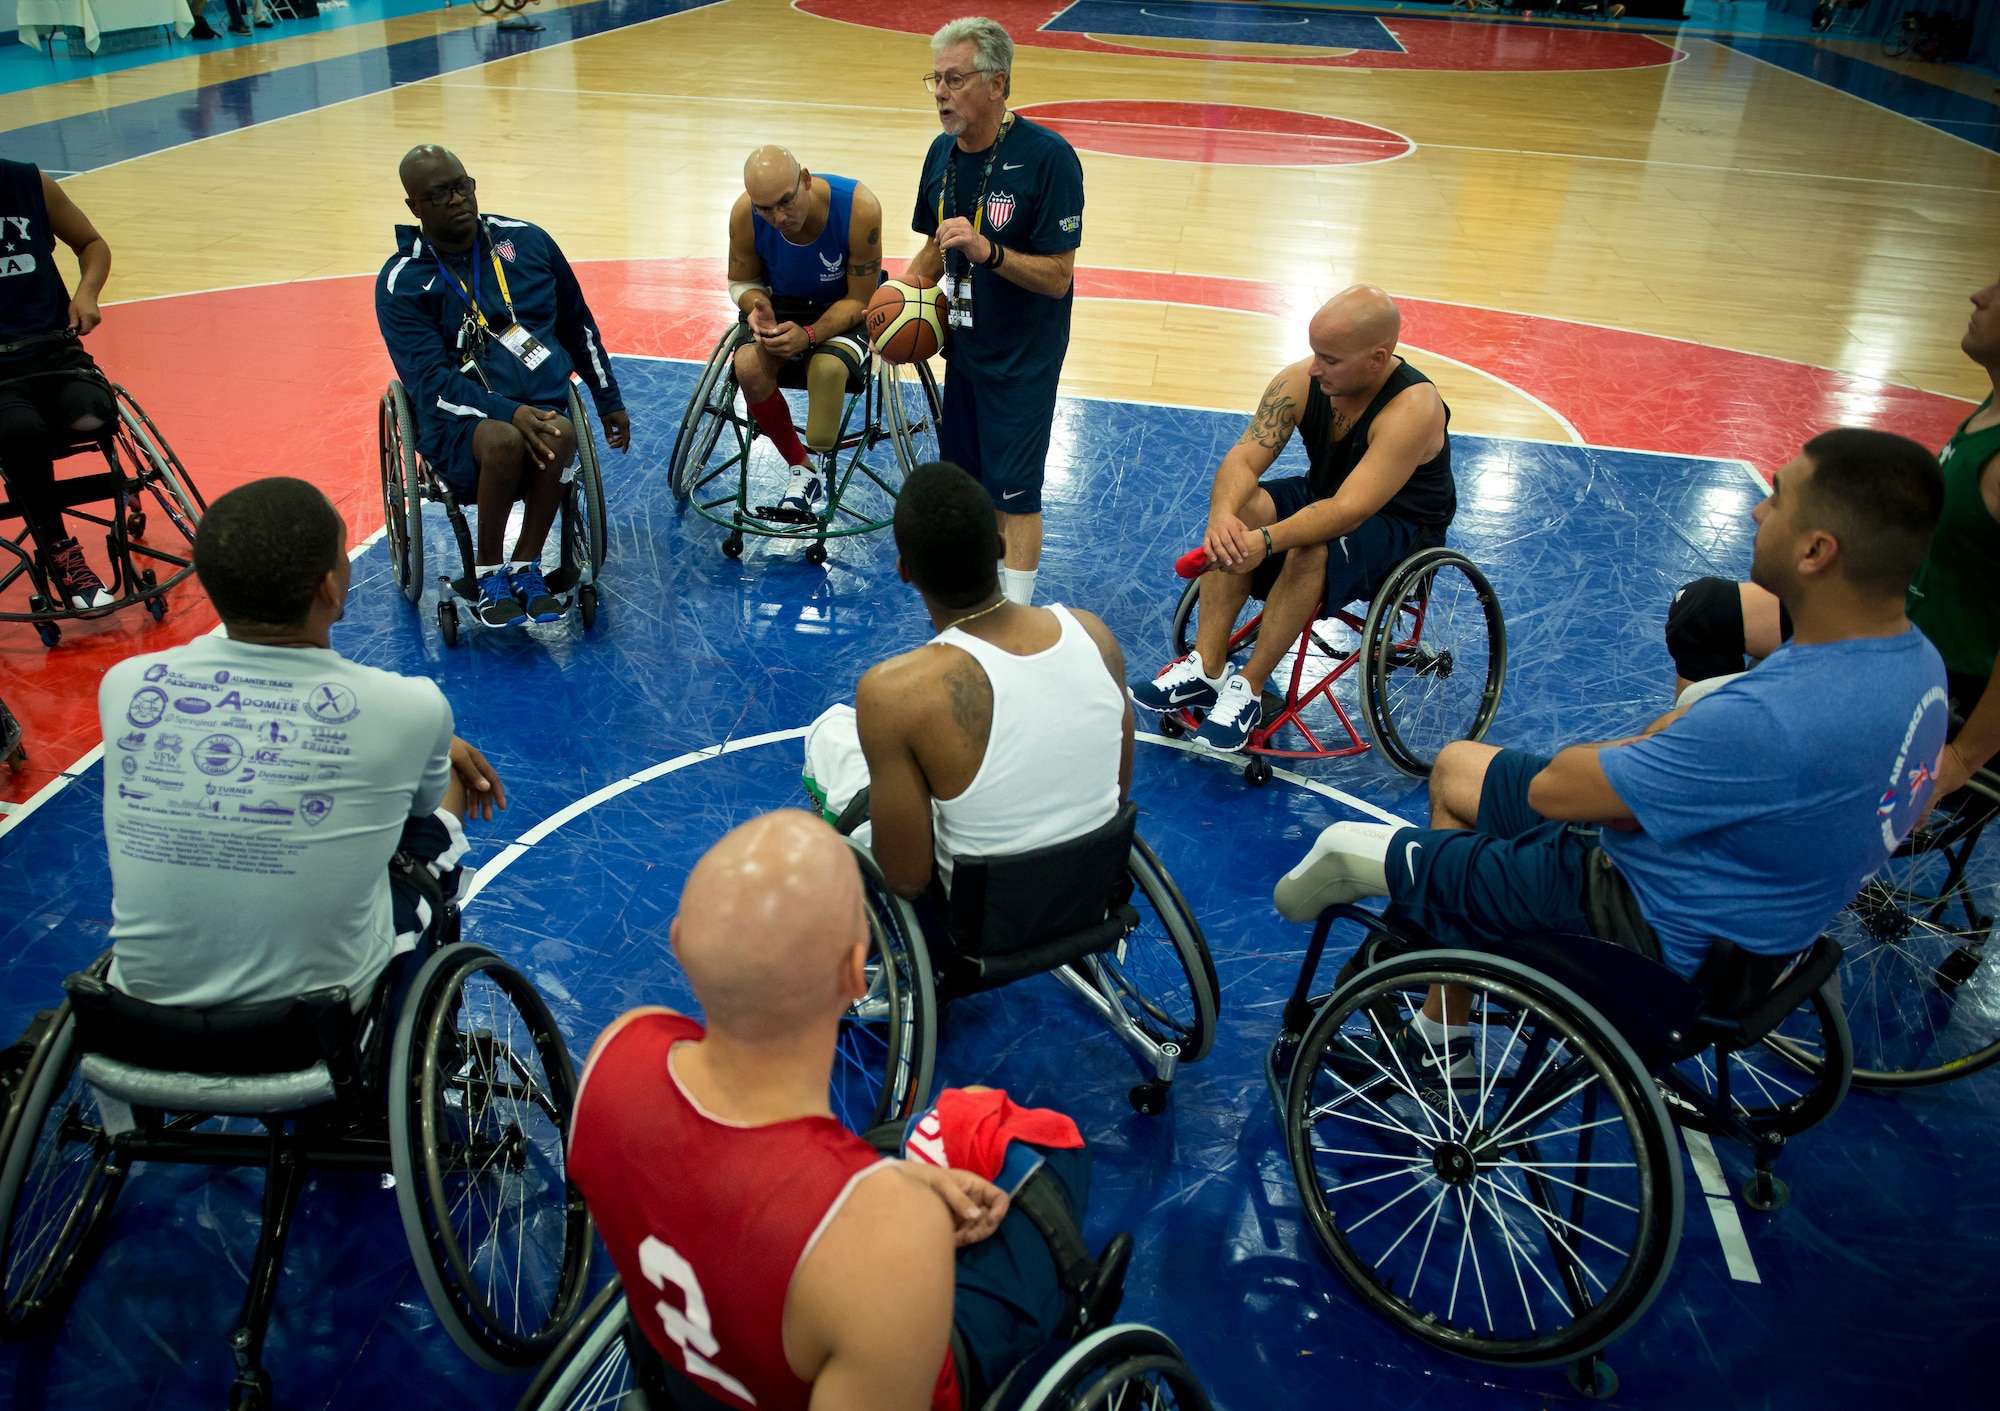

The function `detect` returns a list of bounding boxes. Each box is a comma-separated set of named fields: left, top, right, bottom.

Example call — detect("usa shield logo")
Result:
left=986, top=193, right=1015, bottom=230
left=494, top=240, right=517, bottom=263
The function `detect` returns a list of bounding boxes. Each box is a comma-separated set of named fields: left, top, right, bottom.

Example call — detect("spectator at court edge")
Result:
left=905, top=15, right=1085, bottom=608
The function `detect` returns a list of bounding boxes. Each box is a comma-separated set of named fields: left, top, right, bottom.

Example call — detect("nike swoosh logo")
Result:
left=423, top=278, right=436, bottom=291
left=1405, top=841, right=1421, bottom=885
left=1002, top=490, right=1026, bottom=500
left=1156, top=680, right=1210, bottom=705
left=1002, top=162, right=1024, bottom=170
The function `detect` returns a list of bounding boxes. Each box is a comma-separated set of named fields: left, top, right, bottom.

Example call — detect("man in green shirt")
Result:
left=1664, top=273, right=2000, bottom=798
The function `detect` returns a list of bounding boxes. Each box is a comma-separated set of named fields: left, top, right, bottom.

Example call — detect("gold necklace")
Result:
left=942, top=597, right=1008, bottom=633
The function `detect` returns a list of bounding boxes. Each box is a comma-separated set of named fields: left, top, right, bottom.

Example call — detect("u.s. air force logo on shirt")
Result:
left=1878, top=684, right=1950, bottom=849
left=986, top=192, right=1016, bottom=230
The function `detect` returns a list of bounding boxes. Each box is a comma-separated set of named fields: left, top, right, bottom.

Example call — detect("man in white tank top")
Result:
left=803, top=461, right=1132, bottom=897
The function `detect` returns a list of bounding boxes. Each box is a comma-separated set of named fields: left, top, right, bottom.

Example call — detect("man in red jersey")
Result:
left=568, top=810, right=1100, bottom=1411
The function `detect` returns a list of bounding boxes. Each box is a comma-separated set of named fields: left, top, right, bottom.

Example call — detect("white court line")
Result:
left=1681, top=1126, right=1762, bottom=1285
left=1136, top=730, right=1413, bottom=828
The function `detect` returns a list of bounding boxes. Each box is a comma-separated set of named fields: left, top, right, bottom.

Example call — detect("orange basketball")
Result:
left=866, top=279, right=947, bottom=365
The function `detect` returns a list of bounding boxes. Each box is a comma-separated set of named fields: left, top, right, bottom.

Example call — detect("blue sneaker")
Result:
left=476, top=569, right=527, bottom=628
left=1190, top=674, right=1260, bottom=753
left=1129, top=655, right=1221, bottom=715
left=509, top=563, right=566, bottom=623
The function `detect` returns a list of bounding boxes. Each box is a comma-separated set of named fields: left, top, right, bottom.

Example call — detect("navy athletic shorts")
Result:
left=1255, top=476, right=1442, bottom=611
left=419, top=401, right=568, bottom=504
left=1382, top=748, right=1603, bottom=952
left=951, top=1142, right=1091, bottom=1396
left=938, top=367, right=1060, bottom=515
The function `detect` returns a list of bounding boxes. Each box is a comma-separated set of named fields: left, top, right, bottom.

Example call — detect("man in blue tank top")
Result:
left=906, top=17, right=1085, bottom=610
left=728, top=146, right=884, bottom=521
left=1129, top=286, right=1456, bottom=753
left=0, top=159, right=120, bottom=612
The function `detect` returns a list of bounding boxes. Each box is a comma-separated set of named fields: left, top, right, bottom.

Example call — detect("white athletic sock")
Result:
left=475, top=563, right=506, bottom=579
left=999, top=566, right=1037, bottom=606
left=508, top=559, right=534, bottom=574
left=1412, top=1012, right=1471, bottom=1043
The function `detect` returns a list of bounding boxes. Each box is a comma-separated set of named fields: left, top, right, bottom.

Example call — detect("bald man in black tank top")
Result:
left=1130, top=285, right=1456, bottom=753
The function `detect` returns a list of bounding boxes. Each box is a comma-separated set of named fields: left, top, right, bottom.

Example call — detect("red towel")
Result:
left=903, top=1087, right=1084, bottom=1180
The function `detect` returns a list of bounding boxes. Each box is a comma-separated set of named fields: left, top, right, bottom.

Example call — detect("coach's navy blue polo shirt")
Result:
left=912, top=115, right=1084, bottom=387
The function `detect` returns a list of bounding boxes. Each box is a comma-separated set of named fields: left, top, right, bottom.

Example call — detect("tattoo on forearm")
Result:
left=1240, top=378, right=1297, bottom=452
left=849, top=258, right=882, bottom=277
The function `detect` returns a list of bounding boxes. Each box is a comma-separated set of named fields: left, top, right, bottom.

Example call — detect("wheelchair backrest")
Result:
left=946, top=802, right=1139, bottom=958
left=63, top=971, right=358, bottom=1080
left=1689, top=934, right=1841, bottom=1051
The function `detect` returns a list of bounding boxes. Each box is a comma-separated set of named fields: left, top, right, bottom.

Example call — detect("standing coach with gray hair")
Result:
left=906, top=16, right=1084, bottom=607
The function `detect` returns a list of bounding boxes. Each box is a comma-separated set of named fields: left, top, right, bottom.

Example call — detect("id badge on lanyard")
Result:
left=440, top=232, right=549, bottom=370
left=938, top=117, right=1012, bottom=333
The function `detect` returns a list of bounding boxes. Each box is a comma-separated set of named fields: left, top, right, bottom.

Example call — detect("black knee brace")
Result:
left=1665, top=576, right=1749, bottom=683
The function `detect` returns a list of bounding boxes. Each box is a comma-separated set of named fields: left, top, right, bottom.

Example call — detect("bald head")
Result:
left=672, top=810, right=867, bottom=1044
left=1306, top=285, right=1401, bottom=397
left=744, top=145, right=802, bottom=202
left=399, top=144, right=463, bottom=198
left=399, top=145, right=478, bottom=250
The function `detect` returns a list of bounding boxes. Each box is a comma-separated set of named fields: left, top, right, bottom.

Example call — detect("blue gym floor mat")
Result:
left=1041, top=1, right=1407, bottom=53
left=3, top=360, right=1995, bottom=1408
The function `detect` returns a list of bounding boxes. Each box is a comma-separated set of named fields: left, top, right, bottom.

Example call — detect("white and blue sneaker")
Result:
left=1190, top=674, right=1261, bottom=753
left=476, top=569, right=527, bottom=628
left=509, top=563, right=565, bottom=624
left=1130, top=655, right=1223, bottom=714
left=769, top=467, right=825, bottom=524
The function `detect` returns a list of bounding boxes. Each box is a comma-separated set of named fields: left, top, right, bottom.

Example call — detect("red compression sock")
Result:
left=745, top=390, right=807, bottom=467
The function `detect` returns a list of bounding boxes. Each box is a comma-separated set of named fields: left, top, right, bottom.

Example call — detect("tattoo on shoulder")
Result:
left=942, top=661, right=993, bottom=742
left=1241, top=378, right=1297, bottom=452
left=865, top=225, right=880, bottom=248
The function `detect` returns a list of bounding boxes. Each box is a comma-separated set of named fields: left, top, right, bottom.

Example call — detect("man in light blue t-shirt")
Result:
left=1272, top=428, right=1949, bottom=1042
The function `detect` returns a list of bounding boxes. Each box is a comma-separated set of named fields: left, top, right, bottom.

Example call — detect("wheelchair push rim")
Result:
left=990, top=1323, right=1212, bottom=1411
left=562, top=379, right=609, bottom=587
left=1067, top=837, right=1220, bottom=1067
left=1827, top=805, right=2000, bottom=1087
left=514, top=1281, right=631, bottom=1411
left=380, top=382, right=425, bottom=605
left=835, top=838, right=939, bottom=1133
left=388, top=944, right=594, bottom=1371
left=1358, top=547, right=1506, bottom=779
left=0, top=1002, right=127, bottom=1341
left=668, top=325, right=750, bottom=505
left=1283, top=950, right=1682, bottom=1366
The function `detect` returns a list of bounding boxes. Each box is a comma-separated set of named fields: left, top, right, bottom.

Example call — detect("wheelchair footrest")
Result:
left=750, top=503, right=820, bottom=526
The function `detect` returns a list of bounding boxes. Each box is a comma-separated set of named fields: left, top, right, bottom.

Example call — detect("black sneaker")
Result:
left=509, top=563, right=565, bottom=624
left=476, top=569, right=527, bottom=628
left=191, top=19, right=220, bottom=37
left=45, top=536, right=115, bottom=610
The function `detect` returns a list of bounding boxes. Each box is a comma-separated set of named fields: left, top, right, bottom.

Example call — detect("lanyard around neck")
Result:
left=433, top=225, right=516, bottom=328
left=938, top=113, right=1015, bottom=243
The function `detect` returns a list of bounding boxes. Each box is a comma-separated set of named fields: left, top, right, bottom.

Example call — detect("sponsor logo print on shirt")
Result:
left=194, top=734, right=245, bottom=777
left=305, top=683, right=361, bottom=724
left=1059, top=215, right=1080, bottom=233
left=299, top=792, right=334, bottom=826
left=126, top=688, right=168, bottom=728
left=1878, top=685, right=1950, bottom=849
left=986, top=192, right=1016, bottom=230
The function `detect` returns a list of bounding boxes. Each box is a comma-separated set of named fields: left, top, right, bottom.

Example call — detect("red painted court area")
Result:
left=800, top=0, right=1683, bottom=71
left=1015, top=101, right=1412, bottom=165
left=0, top=259, right=1966, bottom=805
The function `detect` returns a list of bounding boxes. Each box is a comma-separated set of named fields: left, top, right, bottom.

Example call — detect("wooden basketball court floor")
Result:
left=2, top=2, right=1997, bottom=1407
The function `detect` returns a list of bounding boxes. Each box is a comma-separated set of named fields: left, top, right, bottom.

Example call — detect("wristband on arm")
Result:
left=1261, top=526, right=1274, bottom=557
left=984, top=240, right=1004, bottom=270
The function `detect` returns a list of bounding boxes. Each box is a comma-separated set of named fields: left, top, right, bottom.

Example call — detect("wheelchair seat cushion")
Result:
left=77, top=1052, right=337, bottom=1115
left=946, top=802, right=1138, bottom=964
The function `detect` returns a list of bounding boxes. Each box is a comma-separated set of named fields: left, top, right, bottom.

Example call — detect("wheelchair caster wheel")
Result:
left=805, top=542, right=828, bottom=567
left=579, top=584, right=599, bottom=630
left=126, top=511, right=146, bottom=538
left=1128, top=1081, right=1170, bottom=1116
left=1156, top=713, right=1185, bottom=739
left=146, top=595, right=167, bottom=622
left=1742, top=1172, right=1790, bottom=1211
left=438, top=602, right=460, bottom=647
left=35, top=620, right=60, bottom=648
left=1243, top=755, right=1273, bottom=787
left=723, top=535, right=744, bottom=559
left=1566, top=1356, right=1618, bottom=1399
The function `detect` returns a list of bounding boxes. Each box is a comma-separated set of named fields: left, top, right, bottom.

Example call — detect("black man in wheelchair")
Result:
left=375, top=144, right=630, bottom=629
left=728, top=143, right=884, bottom=522
left=98, top=476, right=504, bottom=1020
left=568, top=811, right=1150, bottom=1411
left=1128, top=283, right=1454, bottom=753
left=1273, top=429, right=1948, bottom=1075
left=0, top=156, right=118, bottom=611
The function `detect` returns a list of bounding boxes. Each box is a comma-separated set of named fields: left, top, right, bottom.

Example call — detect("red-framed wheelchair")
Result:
left=1155, top=544, right=1507, bottom=783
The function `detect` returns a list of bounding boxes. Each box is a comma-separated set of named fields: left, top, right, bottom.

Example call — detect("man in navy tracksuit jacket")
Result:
left=375, top=145, right=630, bottom=627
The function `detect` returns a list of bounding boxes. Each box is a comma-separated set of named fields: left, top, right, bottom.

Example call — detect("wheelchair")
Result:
left=379, top=375, right=608, bottom=646
left=514, top=1120, right=1211, bottom=1411
left=1824, top=766, right=2000, bottom=1087
left=0, top=929, right=595, bottom=1408
left=832, top=801, right=1219, bottom=1125
left=1, top=351, right=205, bottom=649
left=1156, top=544, right=1506, bottom=783
left=1265, top=904, right=1851, bottom=1396
left=667, top=320, right=942, bottom=565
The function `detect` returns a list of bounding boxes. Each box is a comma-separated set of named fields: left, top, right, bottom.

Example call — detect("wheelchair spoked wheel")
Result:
left=513, top=1281, right=630, bottom=1411
left=836, top=839, right=939, bottom=1133
left=563, top=382, right=608, bottom=582
left=1070, top=838, right=1220, bottom=1068
left=989, top=1324, right=1213, bottom=1411
left=1824, top=798, right=2000, bottom=1086
left=1169, top=574, right=1259, bottom=662
left=1283, top=950, right=1682, bottom=1367
left=112, top=386, right=206, bottom=544
left=389, top=944, right=594, bottom=1371
left=1665, top=983, right=1852, bottom=1139
left=1359, top=548, right=1506, bottom=778
left=881, top=358, right=943, bottom=477
left=669, top=326, right=749, bottom=505
left=0, top=1001, right=127, bottom=1340
left=380, top=382, right=426, bottom=604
